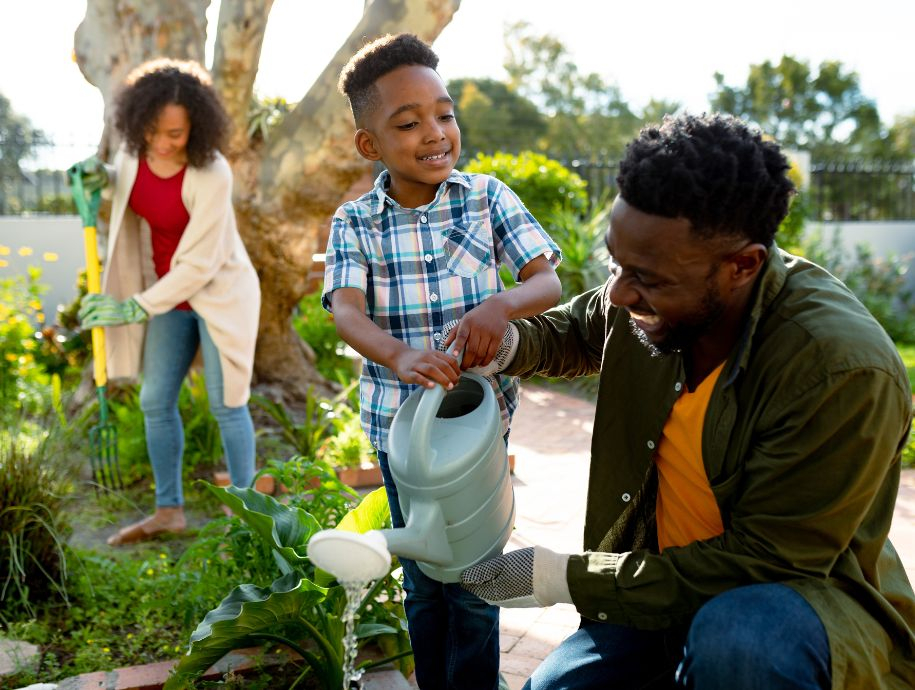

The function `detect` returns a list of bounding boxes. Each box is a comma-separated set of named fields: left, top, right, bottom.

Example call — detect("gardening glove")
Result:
left=68, top=155, right=109, bottom=194
left=78, top=293, right=148, bottom=328
left=440, top=320, right=520, bottom=376
left=460, top=546, right=572, bottom=608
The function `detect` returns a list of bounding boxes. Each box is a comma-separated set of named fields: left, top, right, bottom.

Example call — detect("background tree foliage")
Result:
left=0, top=92, right=47, bottom=211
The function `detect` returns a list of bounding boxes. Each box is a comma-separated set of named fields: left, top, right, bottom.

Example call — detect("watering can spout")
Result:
left=380, top=500, right=454, bottom=565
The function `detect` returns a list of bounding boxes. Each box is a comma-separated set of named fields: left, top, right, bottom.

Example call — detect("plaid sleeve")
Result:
left=487, top=177, right=562, bottom=280
left=322, top=208, right=370, bottom=312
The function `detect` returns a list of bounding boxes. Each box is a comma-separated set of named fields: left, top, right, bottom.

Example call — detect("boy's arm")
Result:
left=445, top=254, right=561, bottom=370
left=330, top=287, right=461, bottom=390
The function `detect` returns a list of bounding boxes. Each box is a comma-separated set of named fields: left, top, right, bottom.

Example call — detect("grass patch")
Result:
left=896, top=343, right=915, bottom=394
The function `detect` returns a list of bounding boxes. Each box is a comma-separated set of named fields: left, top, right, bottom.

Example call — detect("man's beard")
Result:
left=629, top=284, right=726, bottom=358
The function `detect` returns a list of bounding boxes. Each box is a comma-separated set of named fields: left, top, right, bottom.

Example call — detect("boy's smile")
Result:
left=355, top=64, right=461, bottom=208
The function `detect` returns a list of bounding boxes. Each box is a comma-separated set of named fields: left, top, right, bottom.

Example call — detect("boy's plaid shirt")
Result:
left=322, top=170, right=561, bottom=452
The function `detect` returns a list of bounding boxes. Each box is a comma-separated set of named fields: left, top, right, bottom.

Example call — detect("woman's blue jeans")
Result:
left=140, top=309, right=255, bottom=507
left=377, top=449, right=502, bottom=690
left=524, top=582, right=831, bottom=689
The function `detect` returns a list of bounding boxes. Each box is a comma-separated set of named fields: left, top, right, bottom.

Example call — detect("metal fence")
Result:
left=2, top=154, right=914, bottom=221
left=562, top=159, right=915, bottom=221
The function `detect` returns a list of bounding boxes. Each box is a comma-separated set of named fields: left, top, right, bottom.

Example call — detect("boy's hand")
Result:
left=443, top=300, right=510, bottom=370
left=393, top=347, right=461, bottom=390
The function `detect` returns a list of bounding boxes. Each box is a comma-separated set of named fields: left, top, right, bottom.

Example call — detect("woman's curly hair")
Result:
left=113, top=58, right=229, bottom=168
left=338, top=33, right=439, bottom=126
left=616, top=113, right=795, bottom=247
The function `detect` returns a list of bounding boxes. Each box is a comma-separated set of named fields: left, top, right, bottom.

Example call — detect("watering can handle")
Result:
left=408, top=348, right=462, bottom=478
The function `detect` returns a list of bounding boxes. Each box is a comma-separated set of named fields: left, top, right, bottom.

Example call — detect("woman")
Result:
left=77, top=58, right=260, bottom=545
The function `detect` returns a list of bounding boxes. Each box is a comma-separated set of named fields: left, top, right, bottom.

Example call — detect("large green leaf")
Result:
left=165, top=572, right=329, bottom=690
left=314, top=487, right=392, bottom=587
left=201, top=482, right=321, bottom=567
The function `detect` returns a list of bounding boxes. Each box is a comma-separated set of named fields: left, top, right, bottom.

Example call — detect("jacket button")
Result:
left=647, top=440, right=655, bottom=450
left=621, top=493, right=631, bottom=502
left=597, top=612, right=608, bottom=621
left=675, top=382, right=682, bottom=392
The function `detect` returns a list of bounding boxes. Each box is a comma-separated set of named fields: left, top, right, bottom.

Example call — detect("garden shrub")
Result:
left=293, top=289, right=355, bottom=384
left=465, top=151, right=589, bottom=226
left=801, top=229, right=915, bottom=344
left=0, top=427, right=77, bottom=619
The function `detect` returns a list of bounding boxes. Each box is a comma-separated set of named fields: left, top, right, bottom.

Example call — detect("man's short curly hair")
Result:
left=338, top=33, right=439, bottom=126
left=114, top=58, right=229, bottom=168
left=616, top=113, right=795, bottom=247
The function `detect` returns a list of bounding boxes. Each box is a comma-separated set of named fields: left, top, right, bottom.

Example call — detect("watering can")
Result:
left=308, top=372, right=515, bottom=584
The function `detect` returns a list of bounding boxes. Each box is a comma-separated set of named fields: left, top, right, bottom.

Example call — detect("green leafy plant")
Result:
left=801, top=229, right=915, bottom=344
left=545, top=198, right=612, bottom=300
left=319, top=403, right=374, bottom=470
left=251, top=390, right=338, bottom=461
left=164, top=484, right=411, bottom=690
left=293, top=289, right=357, bottom=385
left=0, top=427, right=77, bottom=618
left=465, top=150, right=589, bottom=227
left=179, top=370, right=224, bottom=473
left=0, top=268, right=52, bottom=423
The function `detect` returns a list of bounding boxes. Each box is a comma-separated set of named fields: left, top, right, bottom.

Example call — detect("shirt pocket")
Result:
left=442, top=220, right=492, bottom=278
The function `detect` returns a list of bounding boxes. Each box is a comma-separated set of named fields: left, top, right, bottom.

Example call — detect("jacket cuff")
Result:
left=533, top=545, right=572, bottom=606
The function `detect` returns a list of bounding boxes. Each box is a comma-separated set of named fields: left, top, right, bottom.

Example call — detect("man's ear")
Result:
left=355, top=129, right=381, bottom=162
left=728, top=243, right=768, bottom=289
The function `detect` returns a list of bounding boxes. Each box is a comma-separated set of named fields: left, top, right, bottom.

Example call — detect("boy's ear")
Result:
left=355, top=129, right=381, bottom=162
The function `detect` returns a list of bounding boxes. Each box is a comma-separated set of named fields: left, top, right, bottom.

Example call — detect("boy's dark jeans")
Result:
left=377, top=450, right=501, bottom=690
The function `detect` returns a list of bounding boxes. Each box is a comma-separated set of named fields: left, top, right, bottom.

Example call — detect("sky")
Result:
left=1, top=0, right=914, bottom=170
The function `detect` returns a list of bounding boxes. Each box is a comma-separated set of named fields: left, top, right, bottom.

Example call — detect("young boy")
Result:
left=323, top=33, right=562, bottom=689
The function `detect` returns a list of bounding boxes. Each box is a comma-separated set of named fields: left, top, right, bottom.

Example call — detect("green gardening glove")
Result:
left=67, top=155, right=109, bottom=194
left=78, top=294, right=148, bottom=328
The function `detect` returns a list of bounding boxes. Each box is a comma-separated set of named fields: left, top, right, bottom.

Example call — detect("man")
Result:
left=461, top=113, right=915, bottom=689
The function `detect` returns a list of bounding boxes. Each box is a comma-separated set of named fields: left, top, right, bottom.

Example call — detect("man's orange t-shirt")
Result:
left=655, top=362, right=726, bottom=551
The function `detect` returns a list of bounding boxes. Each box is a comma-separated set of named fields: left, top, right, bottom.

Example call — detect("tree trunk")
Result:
left=74, top=0, right=462, bottom=405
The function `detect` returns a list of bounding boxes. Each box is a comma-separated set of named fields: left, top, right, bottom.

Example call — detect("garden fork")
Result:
left=67, top=163, right=123, bottom=492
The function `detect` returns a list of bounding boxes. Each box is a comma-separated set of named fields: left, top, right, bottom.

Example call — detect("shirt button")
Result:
left=424, top=253, right=433, bottom=262
left=433, top=332, right=442, bottom=341
left=420, top=214, right=428, bottom=223
left=597, top=612, right=608, bottom=621
left=674, top=382, right=682, bottom=392
left=647, top=440, right=655, bottom=450
left=430, top=293, right=438, bottom=302
left=621, top=493, right=631, bottom=502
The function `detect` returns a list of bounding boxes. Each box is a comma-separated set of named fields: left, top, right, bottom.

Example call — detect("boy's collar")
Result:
left=369, top=169, right=469, bottom=215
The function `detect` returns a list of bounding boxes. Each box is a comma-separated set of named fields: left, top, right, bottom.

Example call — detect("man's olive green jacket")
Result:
left=507, top=248, right=915, bottom=689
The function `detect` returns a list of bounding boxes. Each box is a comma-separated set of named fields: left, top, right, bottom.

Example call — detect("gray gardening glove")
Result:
left=440, top=320, right=519, bottom=376
left=460, top=546, right=572, bottom=608
left=68, top=155, right=109, bottom=194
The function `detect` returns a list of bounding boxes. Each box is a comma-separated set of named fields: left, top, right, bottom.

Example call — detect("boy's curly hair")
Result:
left=338, top=33, right=439, bottom=126
left=113, top=58, right=229, bottom=168
left=616, top=113, right=795, bottom=247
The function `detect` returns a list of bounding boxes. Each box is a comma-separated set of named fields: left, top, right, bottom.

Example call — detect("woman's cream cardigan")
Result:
left=100, top=147, right=260, bottom=407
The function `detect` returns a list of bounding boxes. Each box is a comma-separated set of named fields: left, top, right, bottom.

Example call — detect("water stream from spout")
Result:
left=341, top=579, right=369, bottom=690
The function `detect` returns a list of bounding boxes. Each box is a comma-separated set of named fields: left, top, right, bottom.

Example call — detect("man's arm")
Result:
left=445, top=254, right=562, bottom=370
left=330, top=287, right=461, bottom=390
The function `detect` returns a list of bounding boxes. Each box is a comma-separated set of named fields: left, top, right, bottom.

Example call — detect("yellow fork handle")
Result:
left=83, top=225, right=107, bottom=388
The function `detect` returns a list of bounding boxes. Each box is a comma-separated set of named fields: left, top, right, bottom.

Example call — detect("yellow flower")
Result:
left=159, top=553, right=167, bottom=559
left=17, top=247, right=33, bottom=256
left=127, top=633, right=134, bottom=640
left=146, top=568, right=154, bottom=576
left=28, top=300, right=42, bottom=311
left=36, top=313, right=45, bottom=323
left=43, top=252, right=59, bottom=262
left=0, top=259, right=8, bottom=268
left=0, top=245, right=9, bottom=255
left=174, top=645, right=181, bottom=652
left=4, top=353, right=17, bottom=363
left=87, top=639, right=93, bottom=645
left=103, top=647, right=110, bottom=653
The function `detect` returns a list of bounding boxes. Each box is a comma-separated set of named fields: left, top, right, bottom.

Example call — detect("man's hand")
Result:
left=460, top=546, right=572, bottom=608
left=68, top=155, right=109, bottom=193
left=78, top=294, right=148, bottom=328
left=392, top=347, right=461, bottom=390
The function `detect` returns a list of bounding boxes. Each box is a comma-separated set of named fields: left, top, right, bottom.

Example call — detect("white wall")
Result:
left=806, top=221, right=915, bottom=293
left=0, top=215, right=84, bottom=317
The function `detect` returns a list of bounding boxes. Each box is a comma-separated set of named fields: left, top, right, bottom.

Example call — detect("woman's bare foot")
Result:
left=107, top=506, right=187, bottom=546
